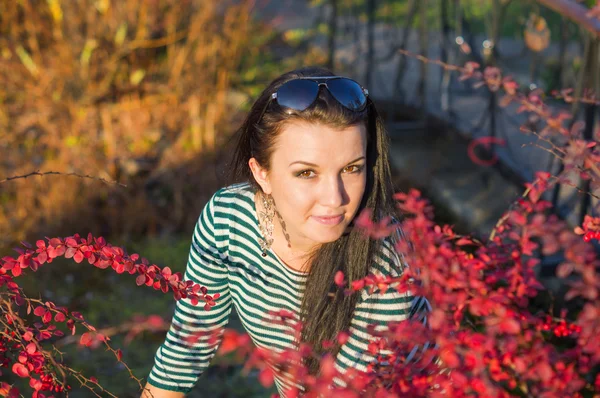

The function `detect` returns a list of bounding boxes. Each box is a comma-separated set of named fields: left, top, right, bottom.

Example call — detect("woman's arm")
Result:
left=140, top=383, right=185, bottom=398
left=144, top=189, right=233, bottom=393
left=331, top=234, right=434, bottom=387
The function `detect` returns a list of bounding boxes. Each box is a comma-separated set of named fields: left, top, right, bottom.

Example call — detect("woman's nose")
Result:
left=320, top=176, right=345, bottom=208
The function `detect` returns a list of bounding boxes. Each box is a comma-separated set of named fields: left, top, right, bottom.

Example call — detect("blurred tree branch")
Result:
left=0, top=171, right=126, bottom=187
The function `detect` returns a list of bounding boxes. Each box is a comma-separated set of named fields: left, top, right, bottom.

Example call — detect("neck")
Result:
left=255, top=191, right=317, bottom=271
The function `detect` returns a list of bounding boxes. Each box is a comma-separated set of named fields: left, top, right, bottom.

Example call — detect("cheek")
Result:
left=350, top=174, right=367, bottom=201
left=283, top=185, right=313, bottom=214
left=273, top=177, right=313, bottom=218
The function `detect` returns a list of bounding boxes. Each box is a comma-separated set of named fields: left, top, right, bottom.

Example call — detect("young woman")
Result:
left=141, top=67, right=431, bottom=397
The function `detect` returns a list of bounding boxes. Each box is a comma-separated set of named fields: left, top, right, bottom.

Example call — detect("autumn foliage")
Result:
left=0, top=233, right=215, bottom=396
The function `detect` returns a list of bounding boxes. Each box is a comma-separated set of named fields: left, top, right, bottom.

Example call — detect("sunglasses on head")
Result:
left=257, top=76, right=369, bottom=123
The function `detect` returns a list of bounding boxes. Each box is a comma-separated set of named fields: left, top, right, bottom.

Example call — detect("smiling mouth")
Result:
left=312, top=215, right=344, bottom=225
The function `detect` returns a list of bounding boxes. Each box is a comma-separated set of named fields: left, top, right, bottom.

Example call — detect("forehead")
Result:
left=272, top=121, right=367, bottom=163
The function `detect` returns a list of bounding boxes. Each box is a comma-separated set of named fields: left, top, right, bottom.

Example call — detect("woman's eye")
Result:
left=296, top=170, right=315, bottom=178
left=344, top=165, right=363, bottom=173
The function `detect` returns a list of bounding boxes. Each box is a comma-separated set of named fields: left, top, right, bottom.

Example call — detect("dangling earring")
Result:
left=258, top=192, right=275, bottom=257
left=275, top=209, right=292, bottom=249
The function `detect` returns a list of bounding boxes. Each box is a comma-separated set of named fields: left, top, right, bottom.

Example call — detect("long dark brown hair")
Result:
left=228, top=66, right=398, bottom=376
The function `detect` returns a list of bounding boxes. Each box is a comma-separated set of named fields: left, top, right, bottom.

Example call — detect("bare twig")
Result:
left=397, top=49, right=465, bottom=73
left=0, top=170, right=126, bottom=187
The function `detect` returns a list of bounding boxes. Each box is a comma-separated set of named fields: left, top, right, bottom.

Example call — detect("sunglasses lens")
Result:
left=327, top=78, right=367, bottom=110
left=276, top=79, right=319, bottom=111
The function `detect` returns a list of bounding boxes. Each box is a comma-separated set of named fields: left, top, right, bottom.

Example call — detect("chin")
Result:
left=308, top=229, right=345, bottom=244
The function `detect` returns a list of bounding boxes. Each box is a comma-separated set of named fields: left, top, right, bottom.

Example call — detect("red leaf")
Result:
left=11, top=363, right=29, bottom=378
left=29, top=378, right=43, bottom=390
left=73, top=250, right=84, bottom=263
left=42, top=311, right=52, bottom=324
left=499, top=318, right=520, bottom=334
left=95, top=259, right=111, bottom=269
left=36, top=252, right=47, bottom=265
left=64, top=247, right=76, bottom=259
left=536, top=362, right=553, bottom=382
left=258, top=368, right=275, bottom=387
left=146, top=315, right=165, bottom=329
left=80, top=333, right=93, bottom=347
left=48, top=238, right=62, bottom=247
left=136, top=274, right=147, bottom=286
left=54, top=245, right=66, bottom=257
left=429, top=309, right=446, bottom=330
left=25, top=343, right=36, bottom=355
left=33, top=306, right=46, bottom=317
left=351, top=280, right=365, bottom=291
left=556, top=263, right=573, bottom=278
left=337, top=331, right=349, bottom=345
left=116, top=349, right=123, bottom=361
left=334, top=271, right=345, bottom=286
left=440, top=348, right=460, bottom=368
left=54, top=312, right=66, bottom=322
left=319, top=355, right=336, bottom=379
left=71, top=312, right=84, bottom=320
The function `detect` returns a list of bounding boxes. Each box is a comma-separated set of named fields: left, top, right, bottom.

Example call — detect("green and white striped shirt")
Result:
left=147, top=182, right=430, bottom=396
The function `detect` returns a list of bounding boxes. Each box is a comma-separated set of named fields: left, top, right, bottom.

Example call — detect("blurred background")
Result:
left=1, top=0, right=599, bottom=396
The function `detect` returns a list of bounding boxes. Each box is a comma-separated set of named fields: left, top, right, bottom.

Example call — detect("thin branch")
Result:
left=397, top=49, right=465, bottom=73
left=535, top=0, right=600, bottom=38
left=524, top=127, right=568, bottom=155
left=398, top=48, right=600, bottom=106
left=488, top=183, right=536, bottom=242
left=0, top=170, right=126, bottom=187
left=521, top=142, right=566, bottom=161
left=128, top=30, right=188, bottom=50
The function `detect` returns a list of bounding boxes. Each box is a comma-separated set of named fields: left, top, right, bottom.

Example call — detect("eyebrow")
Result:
left=288, top=156, right=366, bottom=167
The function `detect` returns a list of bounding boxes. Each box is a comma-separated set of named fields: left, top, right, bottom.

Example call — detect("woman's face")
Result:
left=251, top=120, right=368, bottom=253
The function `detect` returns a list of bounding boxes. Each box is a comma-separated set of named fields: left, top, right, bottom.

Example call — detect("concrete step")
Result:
left=387, top=125, right=521, bottom=238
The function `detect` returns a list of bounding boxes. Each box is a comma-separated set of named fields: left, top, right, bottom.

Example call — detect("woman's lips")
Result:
left=311, top=215, right=344, bottom=226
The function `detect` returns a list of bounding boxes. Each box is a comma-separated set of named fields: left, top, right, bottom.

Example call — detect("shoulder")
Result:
left=194, top=182, right=257, bottom=251
left=200, top=182, right=258, bottom=239
left=212, top=182, right=254, bottom=205
left=204, top=182, right=255, bottom=215
left=371, top=218, right=408, bottom=279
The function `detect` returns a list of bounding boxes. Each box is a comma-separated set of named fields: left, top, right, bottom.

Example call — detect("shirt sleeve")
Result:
left=146, top=189, right=232, bottom=393
left=332, top=230, right=434, bottom=388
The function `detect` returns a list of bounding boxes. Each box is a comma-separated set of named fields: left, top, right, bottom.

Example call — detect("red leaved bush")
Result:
left=224, top=60, right=600, bottom=397
left=0, top=233, right=214, bottom=396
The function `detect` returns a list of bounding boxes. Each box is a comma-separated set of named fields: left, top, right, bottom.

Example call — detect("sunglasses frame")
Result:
left=256, top=76, right=369, bottom=124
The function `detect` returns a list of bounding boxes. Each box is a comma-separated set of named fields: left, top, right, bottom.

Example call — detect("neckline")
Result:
left=249, top=188, right=309, bottom=277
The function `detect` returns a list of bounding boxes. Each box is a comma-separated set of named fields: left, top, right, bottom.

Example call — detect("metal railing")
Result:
left=316, top=0, right=600, bottom=228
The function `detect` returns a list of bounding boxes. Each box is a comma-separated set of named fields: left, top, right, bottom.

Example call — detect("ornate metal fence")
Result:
left=305, top=0, right=600, bottom=229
